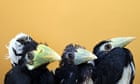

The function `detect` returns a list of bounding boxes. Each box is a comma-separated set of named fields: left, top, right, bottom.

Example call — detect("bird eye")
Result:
left=104, top=44, right=112, bottom=51
left=68, top=53, right=74, bottom=59
left=66, top=52, right=74, bottom=59
left=27, top=52, right=34, bottom=60
left=25, top=52, right=34, bottom=65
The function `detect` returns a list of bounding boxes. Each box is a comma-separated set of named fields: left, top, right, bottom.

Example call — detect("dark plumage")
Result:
left=5, top=64, right=55, bottom=84
left=55, top=44, right=79, bottom=84
left=78, top=63, right=95, bottom=84
left=55, top=44, right=97, bottom=84
left=5, top=33, right=60, bottom=84
left=55, top=64, right=79, bottom=84
left=92, top=37, right=135, bottom=84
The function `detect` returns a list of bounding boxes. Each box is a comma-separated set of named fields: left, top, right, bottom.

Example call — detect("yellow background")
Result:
left=0, top=0, right=139, bottom=84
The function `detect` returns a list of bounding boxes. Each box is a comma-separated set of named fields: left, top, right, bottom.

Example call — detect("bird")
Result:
left=4, top=33, right=61, bottom=84
left=7, top=33, right=38, bottom=67
left=55, top=44, right=97, bottom=84
left=91, top=37, right=135, bottom=84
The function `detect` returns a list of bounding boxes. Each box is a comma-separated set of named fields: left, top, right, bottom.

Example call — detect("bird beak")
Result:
left=74, top=48, right=97, bottom=65
left=26, top=44, right=61, bottom=70
left=110, top=37, right=136, bottom=48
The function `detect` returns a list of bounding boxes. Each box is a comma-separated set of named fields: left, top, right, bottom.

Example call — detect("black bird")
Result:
left=55, top=44, right=97, bottom=84
left=4, top=33, right=61, bottom=84
left=92, top=37, right=135, bottom=84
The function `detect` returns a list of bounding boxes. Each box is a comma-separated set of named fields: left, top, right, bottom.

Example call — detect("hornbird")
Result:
left=55, top=44, right=97, bottom=84
left=92, top=37, right=135, bottom=84
left=4, top=33, right=61, bottom=84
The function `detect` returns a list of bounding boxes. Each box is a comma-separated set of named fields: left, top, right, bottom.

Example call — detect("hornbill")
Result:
left=91, top=37, right=135, bottom=84
left=4, top=33, right=61, bottom=84
left=55, top=44, right=97, bottom=84
left=7, top=33, right=38, bottom=66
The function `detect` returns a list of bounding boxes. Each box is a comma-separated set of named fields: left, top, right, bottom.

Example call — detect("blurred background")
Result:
left=0, top=0, right=139, bottom=84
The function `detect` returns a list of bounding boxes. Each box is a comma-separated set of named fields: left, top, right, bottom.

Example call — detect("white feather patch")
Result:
left=7, top=33, right=29, bottom=66
left=82, top=78, right=94, bottom=84
left=117, top=62, right=135, bottom=84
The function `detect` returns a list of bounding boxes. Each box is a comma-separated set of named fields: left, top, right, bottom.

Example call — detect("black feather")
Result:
left=55, top=64, right=79, bottom=84
left=78, top=63, right=94, bottom=84
left=4, top=64, right=56, bottom=84
left=55, top=44, right=95, bottom=84
left=93, top=47, right=135, bottom=84
left=5, top=36, right=55, bottom=84
left=55, top=44, right=79, bottom=84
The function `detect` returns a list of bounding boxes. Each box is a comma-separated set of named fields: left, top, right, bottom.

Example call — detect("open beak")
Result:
left=110, top=37, right=136, bottom=48
left=74, top=48, right=97, bottom=65
left=26, top=44, right=61, bottom=70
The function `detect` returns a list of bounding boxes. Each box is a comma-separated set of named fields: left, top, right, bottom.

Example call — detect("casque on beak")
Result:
left=110, top=37, right=136, bottom=48
left=26, top=44, right=61, bottom=70
left=74, top=48, right=97, bottom=65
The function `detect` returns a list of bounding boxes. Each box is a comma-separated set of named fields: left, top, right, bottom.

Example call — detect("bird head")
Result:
left=7, top=33, right=38, bottom=66
left=93, top=37, right=135, bottom=58
left=61, top=44, right=97, bottom=66
left=25, top=44, right=61, bottom=70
